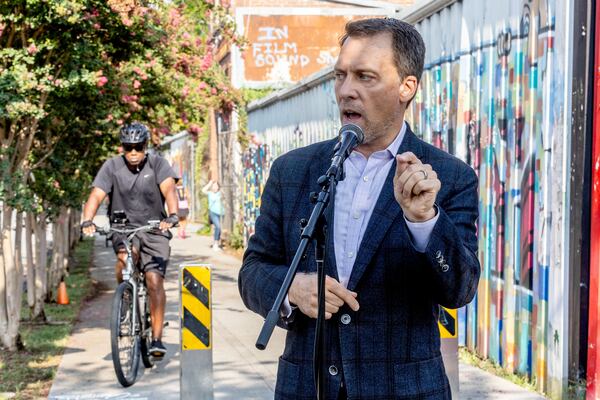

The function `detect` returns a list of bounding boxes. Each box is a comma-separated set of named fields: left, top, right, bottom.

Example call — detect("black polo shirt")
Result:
left=92, top=153, right=178, bottom=227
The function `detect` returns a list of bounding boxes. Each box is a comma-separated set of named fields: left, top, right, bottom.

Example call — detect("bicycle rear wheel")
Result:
left=110, top=282, right=140, bottom=387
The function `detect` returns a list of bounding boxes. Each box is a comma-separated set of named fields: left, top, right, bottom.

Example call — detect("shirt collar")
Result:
left=385, top=121, right=407, bottom=157
left=347, top=121, right=407, bottom=162
left=362, top=121, right=407, bottom=160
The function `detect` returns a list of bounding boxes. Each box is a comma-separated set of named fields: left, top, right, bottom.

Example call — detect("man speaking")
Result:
left=238, top=18, right=480, bottom=400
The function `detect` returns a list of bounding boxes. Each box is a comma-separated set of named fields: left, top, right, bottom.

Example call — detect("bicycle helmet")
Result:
left=119, top=122, right=150, bottom=144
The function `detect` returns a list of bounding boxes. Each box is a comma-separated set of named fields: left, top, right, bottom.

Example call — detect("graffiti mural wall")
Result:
left=242, top=140, right=270, bottom=243
left=245, top=70, right=340, bottom=239
left=160, top=132, right=197, bottom=221
left=409, top=0, right=569, bottom=393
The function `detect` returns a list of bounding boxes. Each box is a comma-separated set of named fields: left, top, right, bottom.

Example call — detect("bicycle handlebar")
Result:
left=94, top=220, right=161, bottom=236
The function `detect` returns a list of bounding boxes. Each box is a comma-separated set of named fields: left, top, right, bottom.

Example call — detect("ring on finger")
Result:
left=420, top=170, right=428, bottom=180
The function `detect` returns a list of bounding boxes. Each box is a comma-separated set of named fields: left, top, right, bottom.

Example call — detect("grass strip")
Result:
left=0, top=238, right=95, bottom=400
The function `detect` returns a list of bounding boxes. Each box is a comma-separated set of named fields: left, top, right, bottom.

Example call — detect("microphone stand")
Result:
left=256, top=149, right=345, bottom=400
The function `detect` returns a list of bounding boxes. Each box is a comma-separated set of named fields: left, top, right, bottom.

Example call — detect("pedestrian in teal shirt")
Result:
left=202, top=180, right=223, bottom=251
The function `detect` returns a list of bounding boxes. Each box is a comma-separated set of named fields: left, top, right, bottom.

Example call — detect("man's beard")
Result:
left=362, top=115, right=400, bottom=145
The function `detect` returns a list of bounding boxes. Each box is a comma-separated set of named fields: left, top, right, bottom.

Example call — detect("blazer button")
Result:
left=328, top=365, right=338, bottom=376
left=340, top=314, right=351, bottom=325
left=442, top=264, right=449, bottom=272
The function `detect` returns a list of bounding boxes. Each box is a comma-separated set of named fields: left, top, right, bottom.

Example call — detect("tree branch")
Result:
left=29, top=136, right=59, bottom=171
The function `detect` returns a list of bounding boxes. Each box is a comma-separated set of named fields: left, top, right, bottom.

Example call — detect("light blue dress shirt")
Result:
left=333, top=122, right=438, bottom=287
left=283, top=122, right=439, bottom=314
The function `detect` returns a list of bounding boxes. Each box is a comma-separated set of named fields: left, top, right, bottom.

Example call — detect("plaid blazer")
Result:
left=239, top=125, right=480, bottom=400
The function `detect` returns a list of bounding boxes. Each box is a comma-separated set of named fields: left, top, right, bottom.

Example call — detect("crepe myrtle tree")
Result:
left=0, top=0, right=242, bottom=350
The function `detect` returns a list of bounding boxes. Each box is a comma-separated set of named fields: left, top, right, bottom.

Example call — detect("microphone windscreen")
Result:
left=338, top=124, right=364, bottom=144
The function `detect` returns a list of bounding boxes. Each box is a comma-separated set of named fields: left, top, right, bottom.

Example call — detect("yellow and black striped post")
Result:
left=439, top=306, right=458, bottom=398
left=180, top=264, right=213, bottom=400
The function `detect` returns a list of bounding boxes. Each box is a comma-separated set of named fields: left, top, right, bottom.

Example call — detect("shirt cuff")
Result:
left=404, top=207, right=439, bottom=252
left=281, top=295, right=298, bottom=318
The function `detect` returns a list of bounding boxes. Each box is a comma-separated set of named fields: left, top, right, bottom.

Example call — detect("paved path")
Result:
left=49, top=221, right=545, bottom=399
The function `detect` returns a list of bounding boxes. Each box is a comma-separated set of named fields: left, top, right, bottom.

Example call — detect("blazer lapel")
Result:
left=346, top=126, right=424, bottom=291
left=311, top=140, right=339, bottom=281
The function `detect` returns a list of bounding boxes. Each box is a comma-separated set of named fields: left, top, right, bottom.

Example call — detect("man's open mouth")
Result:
left=342, top=110, right=363, bottom=123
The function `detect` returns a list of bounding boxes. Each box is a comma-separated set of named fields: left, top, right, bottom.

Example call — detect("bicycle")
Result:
left=95, top=220, right=161, bottom=387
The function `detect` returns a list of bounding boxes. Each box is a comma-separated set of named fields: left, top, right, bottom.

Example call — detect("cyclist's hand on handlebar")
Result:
left=160, top=214, right=179, bottom=232
left=81, top=220, right=96, bottom=237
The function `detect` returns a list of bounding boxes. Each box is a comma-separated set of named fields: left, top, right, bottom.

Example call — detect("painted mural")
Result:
left=242, top=140, right=271, bottom=243
left=244, top=73, right=340, bottom=239
left=245, top=0, right=569, bottom=394
left=408, top=0, right=564, bottom=392
left=160, top=133, right=196, bottom=220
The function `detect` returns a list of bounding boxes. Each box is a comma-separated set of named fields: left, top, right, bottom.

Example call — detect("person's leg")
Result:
left=178, top=217, right=185, bottom=238
left=138, top=231, right=170, bottom=357
left=112, top=233, right=139, bottom=283
left=208, top=211, right=216, bottom=246
left=145, top=271, right=166, bottom=340
left=212, top=212, right=221, bottom=247
left=115, top=251, right=126, bottom=283
left=181, top=217, right=187, bottom=238
left=209, top=212, right=221, bottom=250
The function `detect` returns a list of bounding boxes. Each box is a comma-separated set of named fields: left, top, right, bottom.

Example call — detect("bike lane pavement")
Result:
left=48, top=221, right=285, bottom=399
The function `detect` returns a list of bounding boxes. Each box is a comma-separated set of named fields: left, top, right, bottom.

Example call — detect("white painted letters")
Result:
left=252, top=25, right=310, bottom=69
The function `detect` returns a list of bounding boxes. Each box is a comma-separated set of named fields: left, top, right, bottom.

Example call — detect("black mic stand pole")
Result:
left=256, top=155, right=344, bottom=400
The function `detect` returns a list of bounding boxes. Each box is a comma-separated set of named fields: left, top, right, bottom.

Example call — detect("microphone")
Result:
left=327, top=124, right=365, bottom=179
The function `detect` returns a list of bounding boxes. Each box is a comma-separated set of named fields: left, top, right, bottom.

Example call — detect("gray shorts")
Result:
left=111, top=230, right=172, bottom=277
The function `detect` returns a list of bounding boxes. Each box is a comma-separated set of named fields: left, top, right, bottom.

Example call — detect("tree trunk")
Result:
left=209, top=107, right=218, bottom=181
left=70, top=208, right=80, bottom=249
left=47, top=221, right=61, bottom=301
left=26, top=212, right=35, bottom=313
left=0, top=206, right=9, bottom=348
left=14, top=212, right=23, bottom=312
left=33, top=212, right=47, bottom=319
left=0, top=203, right=21, bottom=350
left=61, top=208, right=69, bottom=276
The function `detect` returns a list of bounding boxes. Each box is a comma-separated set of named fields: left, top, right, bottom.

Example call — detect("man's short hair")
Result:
left=340, top=18, right=426, bottom=82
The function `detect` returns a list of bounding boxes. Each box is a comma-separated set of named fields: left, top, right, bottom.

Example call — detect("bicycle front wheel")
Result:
left=111, top=282, right=140, bottom=387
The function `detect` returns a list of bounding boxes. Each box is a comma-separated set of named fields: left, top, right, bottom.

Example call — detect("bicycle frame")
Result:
left=121, top=233, right=139, bottom=337
left=112, top=223, right=160, bottom=341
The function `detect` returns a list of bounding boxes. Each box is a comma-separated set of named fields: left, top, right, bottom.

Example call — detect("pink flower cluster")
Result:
left=169, top=8, right=182, bottom=28
left=122, top=94, right=142, bottom=111
left=83, top=8, right=100, bottom=20
left=201, top=53, right=213, bottom=71
left=97, top=75, right=108, bottom=87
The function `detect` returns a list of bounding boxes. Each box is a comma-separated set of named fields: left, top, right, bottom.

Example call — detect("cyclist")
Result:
left=81, top=122, right=179, bottom=358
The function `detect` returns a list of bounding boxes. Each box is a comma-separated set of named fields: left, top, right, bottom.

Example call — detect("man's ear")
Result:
left=398, top=75, right=418, bottom=104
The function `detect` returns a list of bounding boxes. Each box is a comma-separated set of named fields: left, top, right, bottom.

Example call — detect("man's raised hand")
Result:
left=393, top=151, right=441, bottom=222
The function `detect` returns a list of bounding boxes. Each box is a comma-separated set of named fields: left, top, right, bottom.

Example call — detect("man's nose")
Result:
left=336, top=76, right=358, bottom=99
